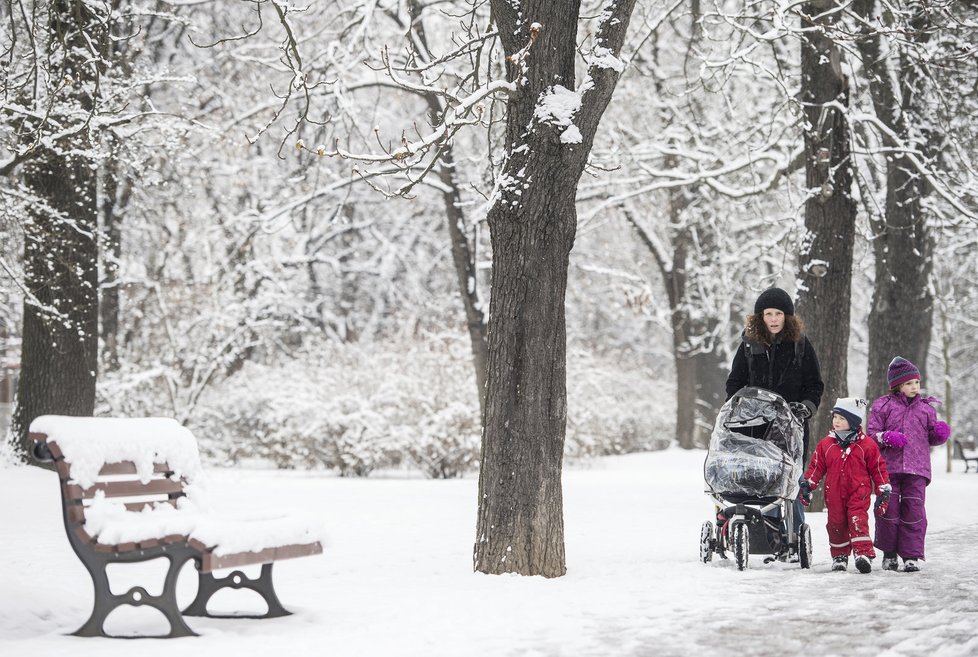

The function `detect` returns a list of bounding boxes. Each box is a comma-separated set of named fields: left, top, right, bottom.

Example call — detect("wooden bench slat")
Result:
left=123, top=499, right=179, bottom=512
left=64, top=478, right=186, bottom=500
left=202, top=541, right=323, bottom=572
left=99, top=462, right=172, bottom=476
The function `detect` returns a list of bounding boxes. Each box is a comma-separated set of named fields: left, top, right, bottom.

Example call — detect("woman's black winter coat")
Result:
left=725, top=336, right=824, bottom=416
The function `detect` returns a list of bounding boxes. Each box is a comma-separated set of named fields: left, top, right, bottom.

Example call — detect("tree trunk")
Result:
left=795, top=1, right=857, bottom=511
left=694, top=347, right=727, bottom=447
left=476, top=185, right=576, bottom=577
left=474, top=0, right=636, bottom=577
left=13, top=151, right=100, bottom=462
left=409, top=0, right=489, bottom=415
left=626, top=4, right=721, bottom=451
left=865, top=164, right=933, bottom=398
left=437, top=148, right=489, bottom=415
left=854, top=1, right=935, bottom=399
left=9, top=1, right=104, bottom=461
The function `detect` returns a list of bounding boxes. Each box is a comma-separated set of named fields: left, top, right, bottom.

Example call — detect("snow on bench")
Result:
left=30, top=415, right=326, bottom=638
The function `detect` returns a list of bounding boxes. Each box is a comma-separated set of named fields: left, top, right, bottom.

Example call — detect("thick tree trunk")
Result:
left=795, top=1, right=857, bottom=511
left=13, top=152, right=99, bottom=461
left=10, top=0, right=104, bottom=462
left=476, top=185, right=576, bottom=577
left=474, top=0, right=636, bottom=577
left=854, top=2, right=935, bottom=399
left=865, top=167, right=933, bottom=398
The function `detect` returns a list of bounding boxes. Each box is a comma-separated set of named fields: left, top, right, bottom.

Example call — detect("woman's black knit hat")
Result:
left=753, top=287, right=794, bottom=316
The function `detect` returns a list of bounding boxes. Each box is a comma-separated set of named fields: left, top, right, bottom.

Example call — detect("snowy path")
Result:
left=1, top=449, right=976, bottom=656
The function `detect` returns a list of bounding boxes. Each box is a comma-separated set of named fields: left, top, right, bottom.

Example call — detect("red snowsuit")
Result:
left=804, top=430, right=889, bottom=558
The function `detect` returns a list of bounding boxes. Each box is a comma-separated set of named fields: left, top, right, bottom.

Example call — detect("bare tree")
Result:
left=472, top=0, right=638, bottom=577
left=791, top=0, right=858, bottom=512
left=853, top=0, right=936, bottom=398
left=4, top=1, right=109, bottom=460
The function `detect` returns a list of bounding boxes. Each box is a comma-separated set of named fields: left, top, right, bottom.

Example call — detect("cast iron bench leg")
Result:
left=184, top=562, right=290, bottom=618
left=74, top=550, right=197, bottom=638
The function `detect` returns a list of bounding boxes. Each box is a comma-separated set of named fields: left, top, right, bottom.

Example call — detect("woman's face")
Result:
left=762, top=309, right=785, bottom=335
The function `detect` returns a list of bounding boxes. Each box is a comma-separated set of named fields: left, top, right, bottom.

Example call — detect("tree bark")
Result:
left=9, top=1, right=105, bottom=462
left=795, top=1, right=857, bottom=512
left=854, top=1, right=935, bottom=398
left=13, top=152, right=100, bottom=462
left=475, top=0, right=636, bottom=577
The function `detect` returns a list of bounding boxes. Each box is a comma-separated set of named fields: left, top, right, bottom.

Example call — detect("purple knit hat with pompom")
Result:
left=887, top=356, right=920, bottom=389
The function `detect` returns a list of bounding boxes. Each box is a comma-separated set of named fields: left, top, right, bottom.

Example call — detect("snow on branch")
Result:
left=846, top=105, right=978, bottom=221
left=296, top=77, right=514, bottom=180
left=574, top=0, right=639, bottom=144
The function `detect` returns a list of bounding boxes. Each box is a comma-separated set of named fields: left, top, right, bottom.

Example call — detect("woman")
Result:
left=725, top=287, right=824, bottom=539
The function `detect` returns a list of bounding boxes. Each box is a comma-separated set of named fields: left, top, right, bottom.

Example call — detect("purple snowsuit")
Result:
left=868, top=393, right=947, bottom=560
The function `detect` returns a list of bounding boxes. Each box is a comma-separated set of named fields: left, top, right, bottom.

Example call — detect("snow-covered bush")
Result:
left=405, top=401, right=481, bottom=479
left=186, top=337, right=482, bottom=477
left=98, top=336, right=671, bottom=477
left=565, top=347, right=673, bottom=459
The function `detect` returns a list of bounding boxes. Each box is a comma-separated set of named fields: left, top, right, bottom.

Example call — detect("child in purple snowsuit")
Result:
left=868, top=356, right=951, bottom=572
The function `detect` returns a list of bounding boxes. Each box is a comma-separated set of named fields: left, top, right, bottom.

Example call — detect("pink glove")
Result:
left=882, top=431, right=908, bottom=448
left=932, top=421, right=950, bottom=445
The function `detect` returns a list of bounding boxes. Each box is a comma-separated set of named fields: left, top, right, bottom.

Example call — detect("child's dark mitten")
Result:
left=875, top=484, right=892, bottom=516
left=798, top=478, right=813, bottom=506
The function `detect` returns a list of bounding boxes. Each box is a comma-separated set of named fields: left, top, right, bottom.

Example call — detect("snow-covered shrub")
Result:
left=317, top=395, right=409, bottom=477
left=187, top=336, right=482, bottom=477
left=405, top=401, right=481, bottom=478
left=565, top=347, right=673, bottom=459
left=98, top=335, right=671, bottom=476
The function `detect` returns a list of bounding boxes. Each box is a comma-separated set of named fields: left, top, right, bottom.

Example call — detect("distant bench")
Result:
left=30, top=416, right=325, bottom=638
left=953, top=439, right=978, bottom=473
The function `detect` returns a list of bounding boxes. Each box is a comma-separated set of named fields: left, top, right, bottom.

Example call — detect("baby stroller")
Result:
left=699, top=386, right=813, bottom=570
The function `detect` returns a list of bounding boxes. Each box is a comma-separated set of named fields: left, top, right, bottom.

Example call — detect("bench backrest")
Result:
left=34, top=437, right=191, bottom=550
left=953, top=439, right=977, bottom=459
left=29, top=416, right=202, bottom=553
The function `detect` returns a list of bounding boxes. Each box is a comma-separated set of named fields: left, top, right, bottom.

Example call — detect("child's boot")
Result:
left=881, top=552, right=898, bottom=571
left=903, top=559, right=920, bottom=573
left=831, top=555, right=848, bottom=571
left=855, top=555, right=872, bottom=574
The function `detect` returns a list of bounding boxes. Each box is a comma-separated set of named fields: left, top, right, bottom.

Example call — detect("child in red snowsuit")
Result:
left=799, top=398, right=891, bottom=574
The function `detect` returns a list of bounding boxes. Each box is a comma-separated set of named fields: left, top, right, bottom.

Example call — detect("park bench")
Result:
left=953, top=439, right=978, bottom=473
left=30, top=415, right=325, bottom=638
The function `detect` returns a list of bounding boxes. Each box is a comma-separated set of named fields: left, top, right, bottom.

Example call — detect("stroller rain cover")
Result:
left=704, top=387, right=805, bottom=500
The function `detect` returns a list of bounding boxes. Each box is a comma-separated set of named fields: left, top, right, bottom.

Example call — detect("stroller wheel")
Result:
left=798, top=523, right=813, bottom=569
left=731, top=521, right=749, bottom=571
left=699, top=521, right=714, bottom=563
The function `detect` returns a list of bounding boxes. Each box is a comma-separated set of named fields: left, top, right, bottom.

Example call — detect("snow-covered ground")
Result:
left=2, top=448, right=977, bottom=656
